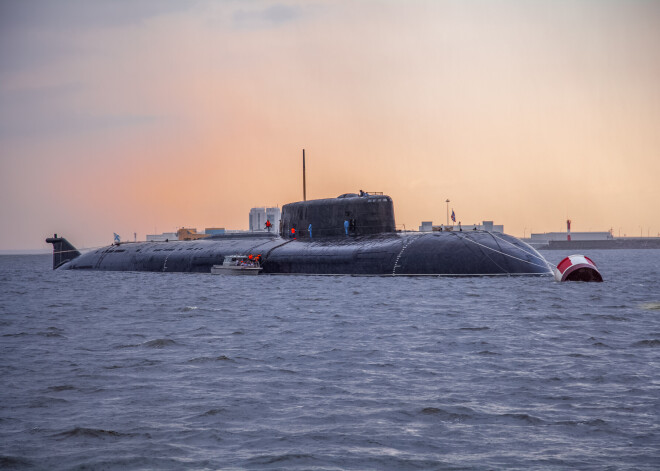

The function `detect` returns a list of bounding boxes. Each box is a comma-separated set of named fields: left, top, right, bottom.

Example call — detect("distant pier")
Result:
left=533, top=238, right=660, bottom=250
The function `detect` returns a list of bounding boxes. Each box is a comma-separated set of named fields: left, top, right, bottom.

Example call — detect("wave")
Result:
left=587, top=314, right=630, bottom=321
left=632, top=339, right=660, bottom=347
left=420, top=407, right=545, bottom=425
left=36, top=331, right=65, bottom=338
left=420, top=407, right=473, bottom=421
left=187, top=355, right=234, bottom=363
left=114, top=343, right=141, bottom=349
left=640, top=302, right=660, bottom=310
left=182, top=305, right=235, bottom=313
left=246, top=453, right=316, bottom=466
left=200, top=408, right=227, bottom=417
left=498, top=413, right=545, bottom=425
left=142, top=338, right=177, bottom=348
left=554, top=418, right=609, bottom=428
left=53, top=427, right=128, bottom=439
left=477, top=350, right=500, bottom=355
left=0, top=455, right=32, bottom=468
left=29, top=397, right=69, bottom=408
left=46, top=384, right=76, bottom=392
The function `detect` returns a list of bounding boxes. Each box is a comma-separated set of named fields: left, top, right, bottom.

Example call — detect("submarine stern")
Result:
left=45, top=234, right=81, bottom=269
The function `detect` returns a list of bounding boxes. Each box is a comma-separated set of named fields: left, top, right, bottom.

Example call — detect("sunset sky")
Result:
left=1, top=0, right=659, bottom=251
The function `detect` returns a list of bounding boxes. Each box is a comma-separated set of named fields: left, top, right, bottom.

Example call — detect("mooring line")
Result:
left=454, top=233, right=552, bottom=271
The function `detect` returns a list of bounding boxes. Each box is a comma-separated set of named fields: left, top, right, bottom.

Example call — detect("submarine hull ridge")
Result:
left=46, top=192, right=551, bottom=276
left=48, top=232, right=550, bottom=276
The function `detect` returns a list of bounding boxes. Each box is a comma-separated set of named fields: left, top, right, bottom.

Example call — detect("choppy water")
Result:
left=1, top=250, right=659, bottom=470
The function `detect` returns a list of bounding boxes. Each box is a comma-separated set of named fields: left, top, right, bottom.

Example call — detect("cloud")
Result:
left=0, top=0, right=194, bottom=80
left=0, top=111, right=159, bottom=140
left=0, top=0, right=192, bottom=33
left=232, top=3, right=302, bottom=28
left=0, top=81, right=160, bottom=139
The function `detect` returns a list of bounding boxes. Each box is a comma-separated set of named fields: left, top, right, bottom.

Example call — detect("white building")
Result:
left=249, top=207, right=281, bottom=232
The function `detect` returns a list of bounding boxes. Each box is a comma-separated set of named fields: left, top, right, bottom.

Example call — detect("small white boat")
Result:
left=211, top=255, right=262, bottom=275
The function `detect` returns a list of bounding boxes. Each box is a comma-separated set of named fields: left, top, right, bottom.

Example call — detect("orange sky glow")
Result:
left=1, top=1, right=659, bottom=250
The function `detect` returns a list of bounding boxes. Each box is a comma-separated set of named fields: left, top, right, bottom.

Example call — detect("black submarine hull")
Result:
left=47, top=231, right=551, bottom=276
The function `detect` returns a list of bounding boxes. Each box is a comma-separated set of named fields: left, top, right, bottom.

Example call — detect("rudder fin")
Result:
left=45, top=234, right=81, bottom=269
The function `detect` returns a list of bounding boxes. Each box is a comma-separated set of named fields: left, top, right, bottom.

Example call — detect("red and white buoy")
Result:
left=554, top=254, right=603, bottom=282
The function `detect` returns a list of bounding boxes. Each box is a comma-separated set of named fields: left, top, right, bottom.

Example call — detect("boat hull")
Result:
left=49, top=232, right=551, bottom=276
left=211, top=265, right=262, bottom=275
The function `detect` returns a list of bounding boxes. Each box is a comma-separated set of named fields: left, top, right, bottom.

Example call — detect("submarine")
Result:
left=46, top=192, right=552, bottom=276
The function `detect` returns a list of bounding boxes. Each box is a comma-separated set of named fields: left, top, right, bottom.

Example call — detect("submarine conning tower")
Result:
left=280, top=192, right=396, bottom=238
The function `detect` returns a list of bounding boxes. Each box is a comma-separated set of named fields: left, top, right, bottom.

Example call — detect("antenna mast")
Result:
left=302, top=149, right=307, bottom=201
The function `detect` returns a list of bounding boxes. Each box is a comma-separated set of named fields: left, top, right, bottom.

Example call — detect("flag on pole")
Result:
left=451, top=210, right=456, bottom=223
left=113, top=233, right=120, bottom=243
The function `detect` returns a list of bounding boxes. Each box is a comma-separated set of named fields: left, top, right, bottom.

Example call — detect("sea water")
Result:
left=0, top=250, right=658, bottom=470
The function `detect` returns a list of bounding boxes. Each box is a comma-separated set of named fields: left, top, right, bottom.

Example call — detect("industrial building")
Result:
left=145, top=207, right=281, bottom=242
left=176, top=228, right=209, bottom=241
